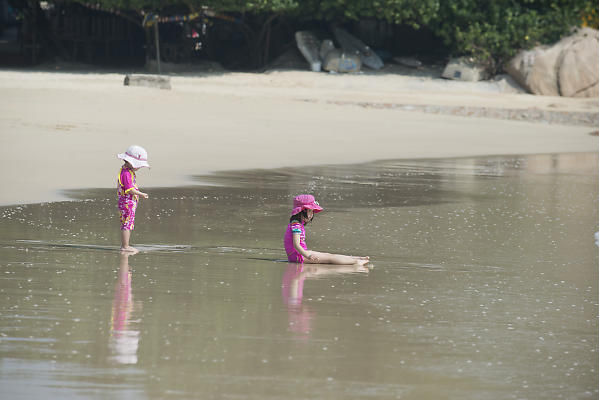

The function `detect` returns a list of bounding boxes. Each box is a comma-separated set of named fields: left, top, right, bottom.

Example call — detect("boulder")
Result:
left=558, top=30, right=599, bottom=97
left=493, top=74, right=527, bottom=94
left=442, top=57, right=490, bottom=81
left=506, top=27, right=599, bottom=97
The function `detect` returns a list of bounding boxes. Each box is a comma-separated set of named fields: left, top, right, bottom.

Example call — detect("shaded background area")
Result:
left=0, top=1, right=448, bottom=70
left=1, top=1, right=595, bottom=72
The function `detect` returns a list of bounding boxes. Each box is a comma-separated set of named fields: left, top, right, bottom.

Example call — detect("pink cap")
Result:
left=290, top=194, right=323, bottom=216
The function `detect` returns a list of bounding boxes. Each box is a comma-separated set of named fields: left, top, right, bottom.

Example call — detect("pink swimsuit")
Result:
left=284, top=221, right=307, bottom=263
left=117, top=166, right=138, bottom=231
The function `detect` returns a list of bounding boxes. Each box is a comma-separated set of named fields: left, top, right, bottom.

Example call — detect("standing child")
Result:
left=117, top=145, right=150, bottom=253
left=283, top=194, right=370, bottom=265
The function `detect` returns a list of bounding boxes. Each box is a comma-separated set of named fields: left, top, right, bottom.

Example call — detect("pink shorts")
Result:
left=118, top=199, right=137, bottom=231
left=286, top=251, right=304, bottom=263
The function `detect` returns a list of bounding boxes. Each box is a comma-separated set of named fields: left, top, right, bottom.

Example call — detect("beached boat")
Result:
left=295, top=31, right=322, bottom=72
left=332, top=27, right=384, bottom=70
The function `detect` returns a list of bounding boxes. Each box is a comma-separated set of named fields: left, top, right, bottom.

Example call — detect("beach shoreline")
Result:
left=0, top=68, right=598, bottom=206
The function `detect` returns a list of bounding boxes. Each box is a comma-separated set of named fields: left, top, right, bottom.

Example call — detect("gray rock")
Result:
left=319, top=39, right=335, bottom=61
left=393, top=56, right=422, bottom=68
left=506, top=27, right=599, bottom=97
left=442, top=57, right=490, bottom=81
left=124, top=74, right=171, bottom=90
left=322, top=49, right=362, bottom=73
left=493, top=74, right=527, bottom=94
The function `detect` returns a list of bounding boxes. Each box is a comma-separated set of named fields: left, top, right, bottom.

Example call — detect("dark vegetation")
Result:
left=2, top=0, right=594, bottom=73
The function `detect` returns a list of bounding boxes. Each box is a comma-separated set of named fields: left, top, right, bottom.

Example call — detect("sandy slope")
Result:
left=0, top=69, right=597, bottom=206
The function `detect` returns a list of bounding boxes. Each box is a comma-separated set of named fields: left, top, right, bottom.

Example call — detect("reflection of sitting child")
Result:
left=281, top=263, right=314, bottom=336
left=283, top=194, right=370, bottom=265
left=281, top=262, right=370, bottom=336
left=281, top=262, right=370, bottom=307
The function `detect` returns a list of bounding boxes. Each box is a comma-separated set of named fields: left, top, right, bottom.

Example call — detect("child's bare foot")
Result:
left=352, top=256, right=369, bottom=261
left=120, top=246, right=139, bottom=254
left=356, top=258, right=370, bottom=267
left=354, top=263, right=370, bottom=272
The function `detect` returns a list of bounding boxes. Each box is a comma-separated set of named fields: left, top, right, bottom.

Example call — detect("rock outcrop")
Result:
left=442, top=57, right=490, bottom=82
left=506, top=27, right=599, bottom=97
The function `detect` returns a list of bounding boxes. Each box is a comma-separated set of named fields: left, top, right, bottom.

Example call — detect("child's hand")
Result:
left=307, top=252, right=319, bottom=263
left=140, top=192, right=149, bottom=199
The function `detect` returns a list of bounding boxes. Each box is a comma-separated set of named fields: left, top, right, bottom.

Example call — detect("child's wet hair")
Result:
left=290, top=210, right=313, bottom=224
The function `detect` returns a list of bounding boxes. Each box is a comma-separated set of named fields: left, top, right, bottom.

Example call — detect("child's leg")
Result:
left=120, top=230, right=131, bottom=248
left=119, top=200, right=138, bottom=252
left=120, top=230, right=138, bottom=253
left=307, top=251, right=369, bottom=265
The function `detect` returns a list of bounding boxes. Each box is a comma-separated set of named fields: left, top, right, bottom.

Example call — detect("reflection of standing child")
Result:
left=117, top=146, right=149, bottom=253
left=108, top=251, right=141, bottom=365
left=283, top=194, right=370, bottom=265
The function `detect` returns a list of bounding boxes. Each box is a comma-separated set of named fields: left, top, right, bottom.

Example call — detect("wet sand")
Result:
left=1, top=69, right=599, bottom=399
left=0, top=70, right=598, bottom=206
left=0, top=153, right=598, bottom=399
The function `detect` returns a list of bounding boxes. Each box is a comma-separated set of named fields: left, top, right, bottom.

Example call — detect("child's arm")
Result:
left=120, top=169, right=148, bottom=199
left=129, top=188, right=148, bottom=199
left=292, top=234, right=318, bottom=262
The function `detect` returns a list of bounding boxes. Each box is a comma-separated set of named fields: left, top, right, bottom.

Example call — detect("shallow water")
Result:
left=1, top=153, right=598, bottom=400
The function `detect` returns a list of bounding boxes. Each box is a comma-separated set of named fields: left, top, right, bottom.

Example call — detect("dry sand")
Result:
left=0, top=68, right=598, bottom=206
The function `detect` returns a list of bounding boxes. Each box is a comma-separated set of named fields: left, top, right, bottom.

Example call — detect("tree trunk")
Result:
left=254, top=13, right=280, bottom=68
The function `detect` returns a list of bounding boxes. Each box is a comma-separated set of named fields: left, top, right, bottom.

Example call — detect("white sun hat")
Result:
left=117, top=145, right=150, bottom=168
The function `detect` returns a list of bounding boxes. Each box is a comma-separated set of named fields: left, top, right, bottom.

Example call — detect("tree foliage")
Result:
left=23, top=0, right=592, bottom=70
left=432, top=0, right=591, bottom=70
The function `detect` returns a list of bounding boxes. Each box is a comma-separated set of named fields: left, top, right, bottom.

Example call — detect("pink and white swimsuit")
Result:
left=117, top=166, right=138, bottom=231
left=284, top=221, right=307, bottom=263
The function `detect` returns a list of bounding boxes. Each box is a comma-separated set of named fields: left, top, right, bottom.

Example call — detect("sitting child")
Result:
left=283, top=194, right=369, bottom=266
